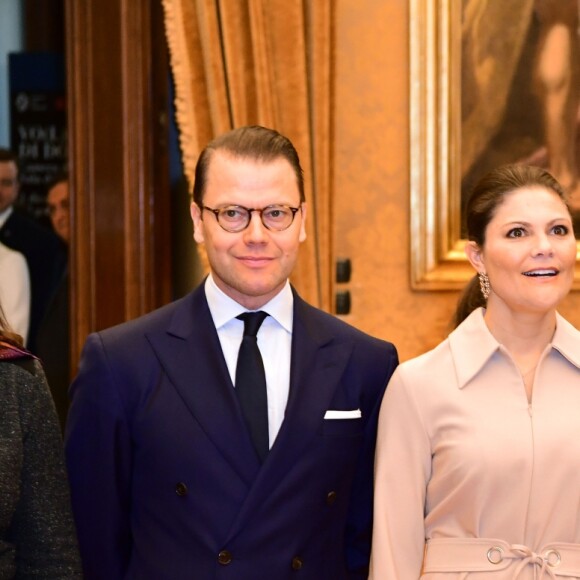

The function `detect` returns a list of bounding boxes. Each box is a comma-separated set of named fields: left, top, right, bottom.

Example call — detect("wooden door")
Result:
left=65, top=0, right=171, bottom=367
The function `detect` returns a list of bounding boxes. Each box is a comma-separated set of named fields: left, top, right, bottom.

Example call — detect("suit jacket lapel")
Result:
left=276, top=293, right=354, bottom=458
left=224, top=291, right=355, bottom=540
left=146, top=286, right=261, bottom=486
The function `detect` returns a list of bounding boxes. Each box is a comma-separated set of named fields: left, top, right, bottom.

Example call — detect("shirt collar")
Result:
left=0, top=206, right=13, bottom=229
left=551, top=312, right=580, bottom=370
left=204, top=273, right=294, bottom=333
left=448, top=307, right=499, bottom=389
left=449, top=307, right=580, bottom=389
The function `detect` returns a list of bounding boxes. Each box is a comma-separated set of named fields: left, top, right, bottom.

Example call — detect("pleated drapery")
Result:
left=162, top=0, right=334, bottom=310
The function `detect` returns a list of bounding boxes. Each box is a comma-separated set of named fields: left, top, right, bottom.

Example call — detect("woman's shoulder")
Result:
left=396, top=309, right=486, bottom=372
left=395, top=337, right=453, bottom=385
left=392, top=309, right=503, bottom=402
left=0, top=355, right=55, bottom=436
left=0, top=360, right=47, bottom=407
left=0, top=341, right=47, bottom=403
left=0, top=340, right=40, bottom=377
left=553, top=313, right=580, bottom=369
left=0, top=358, right=42, bottom=380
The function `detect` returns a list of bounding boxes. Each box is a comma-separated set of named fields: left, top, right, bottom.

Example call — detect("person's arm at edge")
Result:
left=65, top=332, right=133, bottom=580
left=369, top=367, right=431, bottom=579
left=7, top=360, right=82, bottom=578
left=345, top=342, right=399, bottom=580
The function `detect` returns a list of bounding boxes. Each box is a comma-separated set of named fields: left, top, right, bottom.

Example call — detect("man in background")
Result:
left=37, top=175, right=70, bottom=430
left=46, top=176, right=70, bottom=244
left=0, top=149, right=66, bottom=352
left=66, top=125, right=398, bottom=579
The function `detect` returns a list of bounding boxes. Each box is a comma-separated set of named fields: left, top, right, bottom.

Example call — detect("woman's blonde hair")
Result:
left=0, top=302, right=23, bottom=346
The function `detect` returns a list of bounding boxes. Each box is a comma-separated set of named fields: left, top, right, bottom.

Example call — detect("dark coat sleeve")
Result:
left=65, top=332, right=134, bottom=580
left=344, top=339, right=399, bottom=579
left=2, top=360, right=82, bottom=579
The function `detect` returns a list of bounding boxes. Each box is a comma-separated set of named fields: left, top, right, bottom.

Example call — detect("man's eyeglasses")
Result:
left=202, top=204, right=301, bottom=233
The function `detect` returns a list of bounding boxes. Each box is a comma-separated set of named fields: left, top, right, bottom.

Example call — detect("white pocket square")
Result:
left=324, top=409, right=362, bottom=420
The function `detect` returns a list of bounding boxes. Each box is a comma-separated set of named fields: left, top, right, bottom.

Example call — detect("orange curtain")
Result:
left=162, top=0, right=333, bottom=310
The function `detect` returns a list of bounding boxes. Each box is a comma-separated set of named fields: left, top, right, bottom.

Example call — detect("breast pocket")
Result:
left=319, top=417, right=363, bottom=437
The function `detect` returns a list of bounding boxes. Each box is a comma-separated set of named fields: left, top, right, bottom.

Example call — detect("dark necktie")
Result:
left=235, top=311, right=269, bottom=462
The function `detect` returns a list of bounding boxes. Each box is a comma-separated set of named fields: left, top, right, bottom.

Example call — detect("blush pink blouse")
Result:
left=370, top=308, right=580, bottom=579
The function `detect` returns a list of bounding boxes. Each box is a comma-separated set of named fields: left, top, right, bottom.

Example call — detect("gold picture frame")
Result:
left=410, top=0, right=580, bottom=290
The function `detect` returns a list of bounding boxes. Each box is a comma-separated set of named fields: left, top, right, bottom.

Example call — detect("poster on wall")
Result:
left=9, top=52, right=66, bottom=225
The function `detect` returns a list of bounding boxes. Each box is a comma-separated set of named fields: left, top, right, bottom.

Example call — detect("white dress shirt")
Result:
left=0, top=206, right=13, bottom=229
left=0, top=241, right=30, bottom=342
left=204, top=273, right=293, bottom=448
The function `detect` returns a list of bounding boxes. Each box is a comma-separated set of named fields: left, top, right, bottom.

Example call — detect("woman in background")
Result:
left=370, top=164, right=580, bottom=578
left=0, top=305, right=81, bottom=578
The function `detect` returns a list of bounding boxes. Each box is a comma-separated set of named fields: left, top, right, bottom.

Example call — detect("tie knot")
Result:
left=237, top=311, right=268, bottom=337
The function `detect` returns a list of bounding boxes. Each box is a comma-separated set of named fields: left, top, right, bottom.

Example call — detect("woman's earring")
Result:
left=478, top=271, right=490, bottom=300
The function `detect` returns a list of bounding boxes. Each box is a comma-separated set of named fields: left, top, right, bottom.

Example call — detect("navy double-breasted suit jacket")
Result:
left=65, top=284, right=398, bottom=579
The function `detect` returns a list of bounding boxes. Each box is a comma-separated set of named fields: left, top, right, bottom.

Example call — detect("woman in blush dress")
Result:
left=370, top=164, right=580, bottom=578
left=0, top=303, right=82, bottom=578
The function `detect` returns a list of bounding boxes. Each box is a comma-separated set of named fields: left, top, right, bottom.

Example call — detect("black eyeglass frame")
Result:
left=202, top=204, right=302, bottom=232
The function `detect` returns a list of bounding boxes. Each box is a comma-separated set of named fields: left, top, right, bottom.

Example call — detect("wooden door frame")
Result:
left=65, top=0, right=171, bottom=367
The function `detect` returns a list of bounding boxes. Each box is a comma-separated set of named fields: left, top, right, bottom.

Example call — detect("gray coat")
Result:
left=0, top=359, right=82, bottom=579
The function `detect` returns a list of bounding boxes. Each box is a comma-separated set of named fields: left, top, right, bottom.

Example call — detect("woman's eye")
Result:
left=552, top=224, right=569, bottom=236
left=507, top=227, right=525, bottom=238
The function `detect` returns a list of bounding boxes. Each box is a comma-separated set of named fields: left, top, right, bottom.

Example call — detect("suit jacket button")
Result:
left=175, top=482, right=188, bottom=496
left=291, top=556, right=303, bottom=570
left=326, top=491, right=337, bottom=505
left=218, top=550, right=232, bottom=565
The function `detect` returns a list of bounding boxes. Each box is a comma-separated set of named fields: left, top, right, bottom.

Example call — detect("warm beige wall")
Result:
left=333, top=0, right=580, bottom=362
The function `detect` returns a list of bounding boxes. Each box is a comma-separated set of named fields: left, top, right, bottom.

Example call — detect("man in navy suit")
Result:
left=65, top=126, right=398, bottom=579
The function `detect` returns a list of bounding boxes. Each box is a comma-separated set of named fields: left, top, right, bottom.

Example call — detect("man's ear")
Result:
left=190, top=202, right=205, bottom=244
left=298, top=202, right=307, bottom=242
left=465, top=240, right=485, bottom=272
